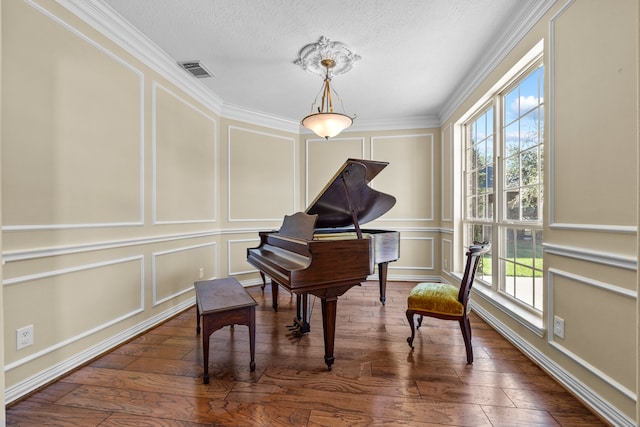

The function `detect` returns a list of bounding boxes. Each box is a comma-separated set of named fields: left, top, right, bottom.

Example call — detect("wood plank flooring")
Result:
left=6, top=281, right=608, bottom=426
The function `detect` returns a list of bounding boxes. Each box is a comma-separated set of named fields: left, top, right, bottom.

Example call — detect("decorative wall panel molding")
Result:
left=152, top=243, right=217, bottom=306
left=2, top=232, right=217, bottom=264
left=543, top=243, right=637, bottom=271
left=393, top=237, right=434, bottom=271
left=227, top=239, right=260, bottom=276
left=441, top=124, right=453, bottom=222
left=548, top=0, right=637, bottom=232
left=441, top=238, right=452, bottom=274
left=152, top=82, right=217, bottom=225
left=305, top=137, right=366, bottom=206
left=228, top=126, right=297, bottom=221
left=547, top=268, right=636, bottom=402
left=4, top=256, right=145, bottom=370
left=4, top=0, right=144, bottom=231
left=371, top=133, right=434, bottom=222
left=4, top=294, right=192, bottom=405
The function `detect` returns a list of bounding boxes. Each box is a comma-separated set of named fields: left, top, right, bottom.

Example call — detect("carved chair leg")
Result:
left=459, top=316, right=473, bottom=364
left=406, top=310, right=416, bottom=348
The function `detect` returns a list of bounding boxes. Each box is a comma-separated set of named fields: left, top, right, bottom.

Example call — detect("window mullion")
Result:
left=492, top=96, right=502, bottom=292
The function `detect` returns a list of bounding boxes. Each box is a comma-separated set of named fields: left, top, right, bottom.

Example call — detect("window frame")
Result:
left=461, top=54, right=545, bottom=326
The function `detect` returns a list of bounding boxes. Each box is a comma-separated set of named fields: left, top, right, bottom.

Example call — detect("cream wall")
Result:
left=545, top=1, right=637, bottom=419
left=0, top=1, right=5, bottom=422
left=2, top=0, right=639, bottom=425
left=441, top=0, right=639, bottom=425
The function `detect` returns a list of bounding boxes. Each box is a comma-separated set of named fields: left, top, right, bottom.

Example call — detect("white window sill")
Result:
left=449, top=272, right=546, bottom=338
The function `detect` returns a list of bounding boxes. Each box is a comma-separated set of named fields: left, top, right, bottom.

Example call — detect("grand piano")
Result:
left=246, top=159, right=400, bottom=370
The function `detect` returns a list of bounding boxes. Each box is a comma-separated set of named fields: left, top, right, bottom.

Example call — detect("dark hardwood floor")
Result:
left=6, top=281, right=607, bottom=426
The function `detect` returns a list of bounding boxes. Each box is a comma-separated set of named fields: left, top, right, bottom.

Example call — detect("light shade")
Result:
left=301, top=112, right=353, bottom=139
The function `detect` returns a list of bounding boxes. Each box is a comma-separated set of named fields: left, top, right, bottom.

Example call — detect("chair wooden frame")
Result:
left=406, top=242, right=491, bottom=363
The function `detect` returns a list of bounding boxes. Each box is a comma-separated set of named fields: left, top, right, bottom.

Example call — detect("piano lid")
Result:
left=306, top=159, right=396, bottom=229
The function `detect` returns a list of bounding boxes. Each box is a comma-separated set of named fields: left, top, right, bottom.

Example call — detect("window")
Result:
left=463, top=58, right=544, bottom=314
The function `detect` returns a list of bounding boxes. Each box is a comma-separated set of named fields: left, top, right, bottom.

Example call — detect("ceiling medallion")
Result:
left=294, top=36, right=361, bottom=78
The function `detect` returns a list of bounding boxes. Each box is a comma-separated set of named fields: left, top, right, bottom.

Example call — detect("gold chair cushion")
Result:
left=407, top=282, right=463, bottom=316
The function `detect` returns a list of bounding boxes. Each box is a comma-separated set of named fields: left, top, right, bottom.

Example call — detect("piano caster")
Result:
left=203, top=373, right=209, bottom=384
left=379, top=296, right=386, bottom=305
left=250, top=361, right=256, bottom=371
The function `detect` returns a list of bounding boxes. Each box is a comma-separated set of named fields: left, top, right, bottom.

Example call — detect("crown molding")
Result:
left=438, top=0, right=557, bottom=124
left=348, top=115, right=441, bottom=132
left=221, top=103, right=301, bottom=134
left=57, top=0, right=224, bottom=116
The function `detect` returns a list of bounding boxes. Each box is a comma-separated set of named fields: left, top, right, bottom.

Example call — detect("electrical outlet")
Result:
left=17, top=325, right=34, bottom=350
left=199, top=267, right=204, bottom=279
left=553, top=315, right=565, bottom=339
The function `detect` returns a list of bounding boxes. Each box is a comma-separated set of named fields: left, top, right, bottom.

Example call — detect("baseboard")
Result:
left=5, top=297, right=195, bottom=405
left=470, top=301, right=635, bottom=427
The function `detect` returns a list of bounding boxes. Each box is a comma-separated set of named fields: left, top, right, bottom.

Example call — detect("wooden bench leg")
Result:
left=249, top=306, right=256, bottom=371
left=196, top=303, right=201, bottom=335
left=202, top=327, right=211, bottom=384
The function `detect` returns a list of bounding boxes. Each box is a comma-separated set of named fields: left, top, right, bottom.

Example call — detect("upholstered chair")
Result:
left=406, top=242, right=491, bottom=363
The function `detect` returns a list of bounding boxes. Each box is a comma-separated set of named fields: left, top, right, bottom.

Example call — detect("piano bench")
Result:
left=194, top=277, right=258, bottom=384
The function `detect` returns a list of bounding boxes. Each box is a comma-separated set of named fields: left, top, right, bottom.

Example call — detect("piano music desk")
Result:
left=194, top=278, right=257, bottom=384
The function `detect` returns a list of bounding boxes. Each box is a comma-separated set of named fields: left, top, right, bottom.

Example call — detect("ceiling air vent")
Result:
left=178, top=61, right=215, bottom=79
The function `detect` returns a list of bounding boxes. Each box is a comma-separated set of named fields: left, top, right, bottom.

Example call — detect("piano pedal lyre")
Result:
left=294, top=293, right=312, bottom=334
left=290, top=317, right=310, bottom=335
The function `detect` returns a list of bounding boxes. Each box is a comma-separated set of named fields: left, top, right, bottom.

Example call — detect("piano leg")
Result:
left=321, top=296, right=337, bottom=371
left=271, top=281, right=279, bottom=311
left=378, top=262, right=389, bottom=305
left=259, top=272, right=266, bottom=290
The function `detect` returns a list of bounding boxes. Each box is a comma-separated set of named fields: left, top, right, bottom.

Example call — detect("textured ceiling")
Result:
left=101, top=0, right=540, bottom=129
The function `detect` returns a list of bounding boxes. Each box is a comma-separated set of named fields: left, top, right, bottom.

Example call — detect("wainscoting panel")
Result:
left=228, top=126, right=297, bottom=221
left=4, top=256, right=144, bottom=371
left=548, top=268, right=636, bottom=398
left=3, top=0, right=144, bottom=229
left=441, top=238, right=453, bottom=275
left=548, top=0, right=637, bottom=231
left=227, top=238, right=261, bottom=276
left=371, top=133, right=435, bottom=222
left=441, top=125, right=453, bottom=222
left=153, top=83, right=217, bottom=224
left=152, top=243, right=217, bottom=306
left=305, top=137, right=366, bottom=205
left=393, top=236, right=434, bottom=272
